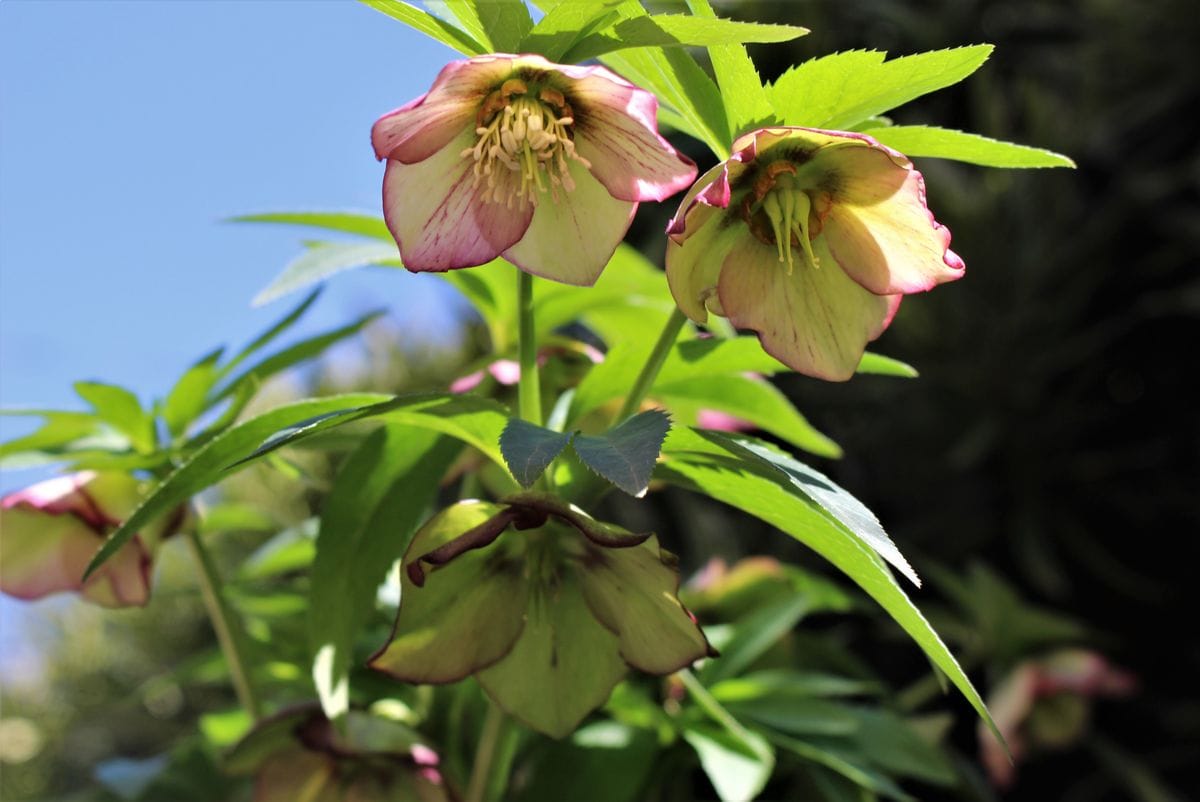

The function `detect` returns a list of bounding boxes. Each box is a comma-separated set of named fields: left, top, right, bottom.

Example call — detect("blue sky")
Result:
left=0, top=0, right=471, bottom=487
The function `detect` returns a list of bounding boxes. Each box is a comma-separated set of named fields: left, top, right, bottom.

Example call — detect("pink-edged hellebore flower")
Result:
left=372, top=54, right=697, bottom=286
left=979, top=649, right=1136, bottom=787
left=0, top=472, right=175, bottom=608
left=666, top=127, right=964, bottom=380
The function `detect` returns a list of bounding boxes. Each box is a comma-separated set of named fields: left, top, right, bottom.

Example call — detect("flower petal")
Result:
left=0, top=505, right=151, bottom=607
left=371, top=56, right=514, bottom=164
left=666, top=160, right=740, bottom=239
left=665, top=203, right=740, bottom=323
left=502, top=160, right=635, bottom=286
left=822, top=152, right=964, bottom=294
left=383, top=129, right=534, bottom=273
left=718, top=237, right=897, bottom=381
left=569, top=73, right=696, bottom=202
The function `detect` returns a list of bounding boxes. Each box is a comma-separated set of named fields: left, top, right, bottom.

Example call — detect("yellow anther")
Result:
left=465, top=90, right=590, bottom=206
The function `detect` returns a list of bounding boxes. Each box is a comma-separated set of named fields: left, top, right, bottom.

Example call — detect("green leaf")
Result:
left=221, top=289, right=323, bottom=379
left=310, top=424, right=461, bottom=719
left=230, top=211, right=392, bottom=242
left=680, top=670, right=775, bottom=802
left=863, top=124, right=1076, bottom=168
left=699, top=594, right=811, bottom=685
left=359, top=0, right=487, bottom=55
left=237, top=522, right=317, bottom=581
left=855, top=352, right=918, bottom=378
left=769, top=45, right=994, bottom=131
left=162, top=348, right=224, bottom=437
left=214, top=310, right=385, bottom=402
left=460, top=0, right=534, bottom=52
left=520, top=0, right=623, bottom=62
left=74, top=381, right=155, bottom=453
left=499, top=418, right=573, bottom=488
left=571, top=409, right=671, bottom=497
left=440, top=259, right=517, bottom=351
left=723, top=697, right=860, bottom=737
left=657, top=429, right=1002, bottom=746
left=844, top=708, right=957, bottom=786
left=0, top=410, right=103, bottom=465
left=436, top=0, right=493, bottom=49
left=767, top=731, right=912, bottom=801
left=239, top=392, right=511, bottom=471
left=710, top=670, right=881, bottom=703
left=657, top=374, right=842, bottom=459
left=600, top=25, right=730, bottom=158
left=253, top=241, right=401, bottom=306
left=82, top=393, right=391, bottom=579
left=685, top=0, right=776, bottom=140
left=565, top=13, right=806, bottom=62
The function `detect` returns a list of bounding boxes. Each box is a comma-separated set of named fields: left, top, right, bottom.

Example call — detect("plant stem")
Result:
left=185, top=527, right=261, bottom=720
left=614, top=307, right=688, bottom=422
left=465, top=700, right=506, bottom=802
left=516, top=268, right=542, bottom=425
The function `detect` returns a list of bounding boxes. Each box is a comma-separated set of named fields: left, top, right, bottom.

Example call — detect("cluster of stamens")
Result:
left=741, top=161, right=821, bottom=274
left=462, top=79, right=590, bottom=207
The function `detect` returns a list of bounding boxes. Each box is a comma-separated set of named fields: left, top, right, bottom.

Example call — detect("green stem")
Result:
left=614, top=308, right=688, bottom=422
left=465, top=700, right=506, bottom=802
left=516, top=268, right=542, bottom=425
left=185, top=527, right=261, bottom=720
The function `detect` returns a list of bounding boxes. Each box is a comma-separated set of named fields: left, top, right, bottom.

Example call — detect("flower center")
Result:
left=462, top=79, right=590, bottom=208
left=741, top=162, right=822, bottom=274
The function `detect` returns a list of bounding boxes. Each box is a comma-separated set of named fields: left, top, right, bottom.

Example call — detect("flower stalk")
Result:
left=185, top=525, right=262, bottom=721
left=516, top=268, right=542, bottom=425
left=615, top=307, right=688, bottom=423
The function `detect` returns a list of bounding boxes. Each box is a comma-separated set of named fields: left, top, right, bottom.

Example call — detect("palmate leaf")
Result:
left=769, top=45, right=994, bottom=131
left=685, top=0, right=778, bottom=141
left=657, top=428, right=1004, bottom=746
left=563, top=13, right=807, bottom=63
left=310, top=423, right=461, bottom=720
left=864, top=124, right=1076, bottom=168
left=520, top=0, right=624, bottom=62
left=252, top=242, right=401, bottom=307
left=74, top=381, right=156, bottom=454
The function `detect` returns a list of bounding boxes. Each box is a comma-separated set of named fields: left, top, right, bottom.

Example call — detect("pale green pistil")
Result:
left=762, top=186, right=819, bottom=275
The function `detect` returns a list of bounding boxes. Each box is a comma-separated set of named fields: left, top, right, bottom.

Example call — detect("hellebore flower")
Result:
left=0, top=471, right=176, bottom=608
left=370, top=494, right=712, bottom=738
left=979, top=649, right=1135, bottom=787
left=666, top=127, right=964, bottom=380
left=372, top=54, right=697, bottom=286
left=225, top=704, right=448, bottom=802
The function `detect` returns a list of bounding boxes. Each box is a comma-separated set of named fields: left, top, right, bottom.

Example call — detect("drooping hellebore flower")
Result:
left=372, top=54, right=697, bottom=286
left=0, top=471, right=176, bottom=608
left=666, top=127, right=965, bottom=380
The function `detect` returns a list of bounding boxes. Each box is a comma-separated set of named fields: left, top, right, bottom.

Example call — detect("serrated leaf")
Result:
left=310, top=424, right=461, bottom=719
left=770, top=45, right=994, bottom=131
left=359, top=0, right=487, bottom=55
left=520, top=0, right=624, bottom=62
left=686, top=0, right=776, bottom=140
left=499, top=418, right=573, bottom=488
left=657, top=374, right=842, bottom=459
left=571, top=410, right=670, bottom=497
left=864, top=124, right=1075, bottom=168
left=656, top=428, right=1003, bottom=747
left=253, top=241, right=401, bottom=306
left=471, top=0, right=534, bottom=52
left=82, top=393, right=391, bottom=580
left=565, top=13, right=806, bottom=62
left=74, top=381, right=155, bottom=453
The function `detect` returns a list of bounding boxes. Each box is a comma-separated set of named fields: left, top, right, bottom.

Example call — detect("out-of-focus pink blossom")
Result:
left=666, top=127, right=963, bottom=380
left=372, top=54, right=697, bottom=286
left=0, top=471, right=177, bottom=608
left=980, top=649, right=1136, bottom=787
